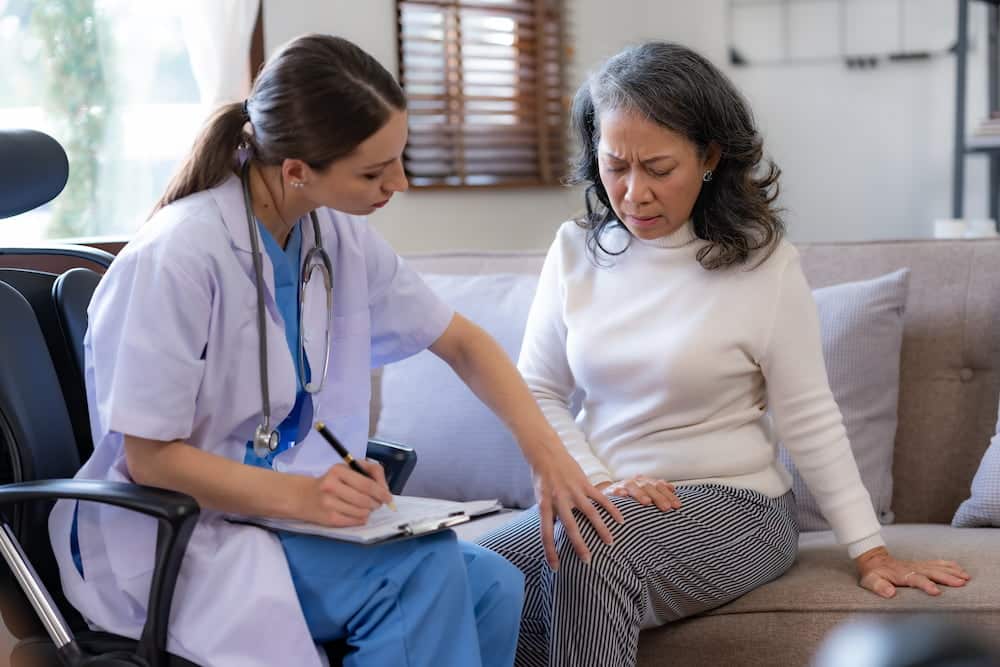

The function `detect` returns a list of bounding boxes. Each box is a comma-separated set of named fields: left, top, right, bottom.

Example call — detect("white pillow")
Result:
left=953, top=402, right=1000, bottom=527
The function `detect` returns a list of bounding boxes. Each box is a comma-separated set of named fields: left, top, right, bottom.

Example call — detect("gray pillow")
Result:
left=375, top=273, right=539, bottom=508
left=778, top=268, right=910, bottom=531
left=952, top=406, right=1000, bottom=527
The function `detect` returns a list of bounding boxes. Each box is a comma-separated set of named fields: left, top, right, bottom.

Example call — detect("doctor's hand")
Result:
left=855, top=546, right=971, bottom=598
left=599, top=476, right=683, bottom=513
left=302, top=461, right=394, bottom=528
left=531, top=446, right=625, bottom=571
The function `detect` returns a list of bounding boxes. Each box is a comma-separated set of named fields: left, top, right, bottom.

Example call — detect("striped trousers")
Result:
left=476, top=484, right=799, bottom=667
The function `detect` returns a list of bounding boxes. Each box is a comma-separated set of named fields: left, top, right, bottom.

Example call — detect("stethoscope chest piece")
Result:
left=253, top=422, right=280, bottom=458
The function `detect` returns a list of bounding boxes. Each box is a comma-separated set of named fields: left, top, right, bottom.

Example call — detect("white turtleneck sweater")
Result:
left=519, top=220, right=884, bottom=558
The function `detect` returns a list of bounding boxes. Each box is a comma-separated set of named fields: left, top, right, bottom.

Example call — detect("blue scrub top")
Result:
left=244, top=220, right=312, bottom=469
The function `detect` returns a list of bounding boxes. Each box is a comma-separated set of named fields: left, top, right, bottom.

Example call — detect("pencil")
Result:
left=315, top=422, right=397, bottom=511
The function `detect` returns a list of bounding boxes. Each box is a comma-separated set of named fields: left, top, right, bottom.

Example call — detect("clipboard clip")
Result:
left=399, top=513, right=470, bottom=536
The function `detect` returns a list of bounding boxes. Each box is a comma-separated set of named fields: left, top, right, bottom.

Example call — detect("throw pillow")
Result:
left=375, top=273, right=539, bottom=508
left=778, top=268, right=910, bottom=531
left=952, top=404, right=1000, bottom=527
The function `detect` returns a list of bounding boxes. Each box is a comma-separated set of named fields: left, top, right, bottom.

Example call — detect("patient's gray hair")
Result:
left=569, top=41, right=784, bottom=270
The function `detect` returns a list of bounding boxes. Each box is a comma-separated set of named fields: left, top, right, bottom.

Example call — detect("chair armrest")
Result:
left=0, top=479, right=198, bottom=667
left=0, top=245, right=114, bottom=269
left=366, top=439, right=417, bottom=495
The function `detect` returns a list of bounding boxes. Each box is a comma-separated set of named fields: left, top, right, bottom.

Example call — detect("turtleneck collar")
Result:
left=633, top=219, right=697, bottom=249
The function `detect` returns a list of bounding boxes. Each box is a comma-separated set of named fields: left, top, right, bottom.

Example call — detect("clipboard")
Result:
left=229, top=496, right=502, bottom=545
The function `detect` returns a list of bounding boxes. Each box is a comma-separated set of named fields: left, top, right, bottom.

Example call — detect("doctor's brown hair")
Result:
left=153, top=33, right=405, bottom=213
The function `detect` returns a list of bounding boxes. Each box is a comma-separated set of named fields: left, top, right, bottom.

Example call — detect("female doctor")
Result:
left=48, top=34, right=622, bottom=667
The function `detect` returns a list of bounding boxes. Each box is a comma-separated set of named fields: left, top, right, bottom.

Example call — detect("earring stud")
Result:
left=292, top=181, right=305, bottom=189
left=702, top=170, right=714, bottom=183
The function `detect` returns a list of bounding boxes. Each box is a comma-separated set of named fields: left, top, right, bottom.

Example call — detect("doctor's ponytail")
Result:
left=152, top=103, right=248, bottom=214
left=152, top=34, right=405, bottom=215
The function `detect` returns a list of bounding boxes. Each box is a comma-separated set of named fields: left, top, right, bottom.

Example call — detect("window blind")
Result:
left=397, top=0, right=568, bottom=188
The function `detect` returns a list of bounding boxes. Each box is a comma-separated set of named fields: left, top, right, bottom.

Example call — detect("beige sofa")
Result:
left=374, top=238, right=1000, bottom=666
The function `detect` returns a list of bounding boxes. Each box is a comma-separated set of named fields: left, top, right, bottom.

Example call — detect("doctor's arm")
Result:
left=428, top=313, right=624, bottom=569
left=123, top=435, right=392, bottom=527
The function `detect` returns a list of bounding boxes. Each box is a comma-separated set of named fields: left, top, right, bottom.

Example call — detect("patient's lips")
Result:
left=627, top=214, right=661, bottom=229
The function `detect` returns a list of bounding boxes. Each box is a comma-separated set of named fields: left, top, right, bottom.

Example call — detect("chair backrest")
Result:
left=52, top=268, right=101, bottom=434
left=0, top=279, right=86, bottom=639
left=0, top=269, right=95, bottom=463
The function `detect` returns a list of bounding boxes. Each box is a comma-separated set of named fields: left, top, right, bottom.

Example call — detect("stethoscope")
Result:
left=240, top=161, right=334, bottom=457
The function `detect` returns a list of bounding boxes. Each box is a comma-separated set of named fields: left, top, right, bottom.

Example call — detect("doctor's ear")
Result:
left=282, top=159, right=311, bottom=190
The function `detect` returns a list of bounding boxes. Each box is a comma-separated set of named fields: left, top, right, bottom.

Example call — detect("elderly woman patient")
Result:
left=477, top=41, right=971, bottom=667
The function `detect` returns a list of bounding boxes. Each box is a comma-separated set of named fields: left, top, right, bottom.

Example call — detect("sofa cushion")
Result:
left=375, top=273, right=540, bottom=508
left=778, top=269, right=910, bottom=531
left=953, top=399, right=1000, bottom=527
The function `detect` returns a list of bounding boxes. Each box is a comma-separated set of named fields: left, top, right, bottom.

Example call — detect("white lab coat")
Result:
left=48, top=174, right=454, bottom=666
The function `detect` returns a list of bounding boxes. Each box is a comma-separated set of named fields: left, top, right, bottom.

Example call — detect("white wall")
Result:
left=263, top=0, right=991, bottom=251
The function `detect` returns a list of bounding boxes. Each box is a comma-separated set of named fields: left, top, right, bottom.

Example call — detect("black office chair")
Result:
left=0, top=129, right=200, bottom=667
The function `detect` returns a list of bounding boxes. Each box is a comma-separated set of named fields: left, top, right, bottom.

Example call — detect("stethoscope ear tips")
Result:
left=304, top=381, right=318, bottom=393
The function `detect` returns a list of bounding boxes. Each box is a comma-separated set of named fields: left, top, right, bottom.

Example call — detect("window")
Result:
left=396, top=0, right=568, bottom=188
left=0, top=1, right=261, bottom=242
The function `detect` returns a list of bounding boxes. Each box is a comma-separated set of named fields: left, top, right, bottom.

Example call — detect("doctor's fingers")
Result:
left=358, top=460, right=393, bottom=499
left=538, top=497, right=559, bottom=571
left=321, top=465, right=386, bottom=509
left=316, top=498, right=372, bottom=526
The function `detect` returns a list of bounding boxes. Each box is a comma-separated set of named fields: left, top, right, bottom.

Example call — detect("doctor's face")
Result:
left=308, top=109, right=410, bottom=216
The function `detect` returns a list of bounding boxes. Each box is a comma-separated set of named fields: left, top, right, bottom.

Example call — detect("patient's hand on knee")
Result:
left=600, top=477, right=683, bottom=512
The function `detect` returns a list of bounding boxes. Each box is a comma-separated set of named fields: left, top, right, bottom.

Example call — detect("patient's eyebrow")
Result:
left=601, top=151, right=675, bottom=164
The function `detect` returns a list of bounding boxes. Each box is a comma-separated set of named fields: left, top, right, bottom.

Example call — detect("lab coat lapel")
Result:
left=211, top=173, right=282, bottom=325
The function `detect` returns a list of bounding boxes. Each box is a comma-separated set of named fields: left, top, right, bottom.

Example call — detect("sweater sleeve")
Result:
left=760, top=254, right=885, bottom=558
left=517, top=235, right=615, bottom=486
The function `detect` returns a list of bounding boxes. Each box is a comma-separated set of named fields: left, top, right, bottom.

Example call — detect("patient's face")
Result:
left=597, top=109, right=717, bottom=242
left=308, top=109, right=410, bottom=216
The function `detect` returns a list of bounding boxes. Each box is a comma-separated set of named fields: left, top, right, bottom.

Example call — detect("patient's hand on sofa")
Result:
left=855, top=546, right=971, bottom=598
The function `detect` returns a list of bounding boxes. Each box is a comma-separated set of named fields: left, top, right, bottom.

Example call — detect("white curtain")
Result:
left=179, top=0, right=260, bottom=116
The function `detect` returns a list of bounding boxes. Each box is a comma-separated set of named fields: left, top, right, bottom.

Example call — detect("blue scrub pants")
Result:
left=280, top=529, right=524, bottom=667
